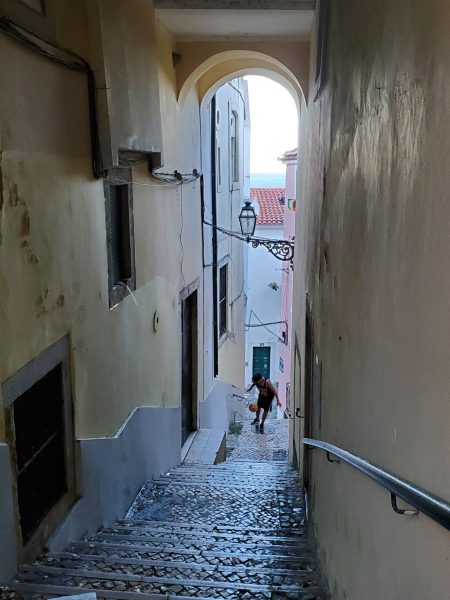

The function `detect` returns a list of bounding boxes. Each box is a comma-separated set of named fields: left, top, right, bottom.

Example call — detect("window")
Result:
left=13, top=365, right=66, bottom=543
left=218, top=264, right=228, bottom=337
left=230, top=111, right=239, bottom=184
left=104, top=178, right=135, bottom=307
left=2, top=336, right=76, bottom=552
left=217, top=147, right=222, bottom=192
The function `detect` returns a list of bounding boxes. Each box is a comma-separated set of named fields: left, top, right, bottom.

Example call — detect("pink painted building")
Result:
left=278, top=149, right=297, bottom=415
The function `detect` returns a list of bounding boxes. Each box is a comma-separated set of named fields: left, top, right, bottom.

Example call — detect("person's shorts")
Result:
left=257, top=396, right=273, bottom=411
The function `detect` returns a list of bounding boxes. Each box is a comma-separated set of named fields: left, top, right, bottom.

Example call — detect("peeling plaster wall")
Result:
left=0, top=10, right=205, bottom=442
left=0, top=2, right=251, bottom=570
left=292, top=1, right=450, bottom=598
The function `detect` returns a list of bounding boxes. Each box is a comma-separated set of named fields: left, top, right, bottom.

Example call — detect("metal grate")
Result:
left=13, top=364, right=67, bottom=543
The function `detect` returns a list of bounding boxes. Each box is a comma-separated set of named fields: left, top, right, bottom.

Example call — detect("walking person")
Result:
left=247, top=373, right=282, bottom=432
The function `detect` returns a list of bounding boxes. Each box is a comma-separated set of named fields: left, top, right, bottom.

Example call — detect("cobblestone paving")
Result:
left=2, top=451, right=323, bottom=599
left=227, top=409, right=289, bottom=462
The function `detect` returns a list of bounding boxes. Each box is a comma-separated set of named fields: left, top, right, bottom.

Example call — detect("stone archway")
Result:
left=176, top=46, right=308, bottom=109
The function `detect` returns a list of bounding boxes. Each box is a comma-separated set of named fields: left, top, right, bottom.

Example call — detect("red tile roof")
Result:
left=250, top=188, right=285, bottom=225
left=280, top=148, right=298, bottom=162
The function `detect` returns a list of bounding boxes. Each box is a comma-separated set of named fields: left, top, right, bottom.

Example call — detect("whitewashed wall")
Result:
left=245, top=223, right=284, bottom=391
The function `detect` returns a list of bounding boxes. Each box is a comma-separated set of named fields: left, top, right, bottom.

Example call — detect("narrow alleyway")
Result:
left=2, top=415, right=324, bottom=600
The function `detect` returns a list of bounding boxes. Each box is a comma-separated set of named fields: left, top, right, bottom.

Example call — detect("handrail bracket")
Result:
left=390, top=493, right=419, bottom=516
left=326, top=451, right=340, bottom=463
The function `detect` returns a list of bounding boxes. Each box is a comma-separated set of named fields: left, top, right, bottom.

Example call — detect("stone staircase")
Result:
left=2, top=460, right=324, bottom=600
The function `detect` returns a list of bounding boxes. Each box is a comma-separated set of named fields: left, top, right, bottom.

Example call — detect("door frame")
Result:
left=303, top=303, right=314, bottom=491
left=180, top=280, right=200, bottom=448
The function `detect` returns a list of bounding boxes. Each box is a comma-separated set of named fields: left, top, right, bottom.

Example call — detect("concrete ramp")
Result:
left=183, top=429, right=226, bottom=465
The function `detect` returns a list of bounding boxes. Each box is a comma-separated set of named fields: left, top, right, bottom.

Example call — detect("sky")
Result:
left=245, top=75, right=298, bottom=174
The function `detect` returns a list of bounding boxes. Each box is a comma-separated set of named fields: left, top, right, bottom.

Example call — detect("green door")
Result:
left=252, top=347, right=271, bottom=379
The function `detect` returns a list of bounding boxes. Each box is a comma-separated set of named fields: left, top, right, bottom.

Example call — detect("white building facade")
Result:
left=244, top=188, right=285, bottom=397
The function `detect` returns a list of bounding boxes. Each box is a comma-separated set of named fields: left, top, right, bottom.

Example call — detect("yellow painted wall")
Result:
left=0, top=7, right=207, bottom=440
left=292, top=1, right=450, bottom=597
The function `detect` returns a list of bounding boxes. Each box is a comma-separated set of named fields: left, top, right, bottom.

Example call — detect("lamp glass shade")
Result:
left=239, top=201, right=256, bottom=238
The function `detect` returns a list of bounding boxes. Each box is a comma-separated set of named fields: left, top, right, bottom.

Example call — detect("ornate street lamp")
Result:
left=238, top=201, right=295, bottom=266
left=238, top=201, right=257, bottom=241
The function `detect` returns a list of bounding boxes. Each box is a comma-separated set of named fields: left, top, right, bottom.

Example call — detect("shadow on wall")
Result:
left=200, top=380, right=247, bottom=431
left=49, top=406, right=181, bottom=552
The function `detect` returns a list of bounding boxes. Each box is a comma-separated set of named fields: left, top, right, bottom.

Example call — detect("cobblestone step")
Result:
left=67, top=542, right=311, bottom=566
left=106, top=522, right=304, bottom=542
left=18, top=565, right=320, bottom=598
left=7, top=459, right=323, bottom=600
left=151, top=479, right=295, bottom=490
left=116, top=519, right=306, bottom=536
left=36, top=554, right=312, bottom=585
left=79, top=536, right=307, bottom=558
left=95, top=529, right=307, bottom=551
left=66, top=540, right=312, bottom=567
left=43, top=552, right=313, bottom=577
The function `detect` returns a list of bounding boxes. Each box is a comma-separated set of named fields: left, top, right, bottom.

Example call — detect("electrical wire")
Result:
left=107, top=176, right=181, bottom=189
left=246, top=309, right=284, bottom=342
left=0, top=14, right=204, bottom=185
left=0, top=13, right=104, bottom=179
left=246, top=320, right=288, bottom=328
left=151, top=168, right=201, bottom=184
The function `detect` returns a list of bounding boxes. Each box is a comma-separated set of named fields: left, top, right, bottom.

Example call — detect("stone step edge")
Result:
left=118, top=519, right=303, bottom=534
left=12, top=582, right=323, bottom=600
left=18, top=565, right=306, bottom=593
left=151, top=477, right=301, bottom=494
left=43, top=552, right=313, bottom=578
left=67, top=541, right=312, bottom=564
left=106, top=523, right=305, bottom=543
left=91, top=533, right=303, bottom=552
left=10, top=582, right=205, bottom=600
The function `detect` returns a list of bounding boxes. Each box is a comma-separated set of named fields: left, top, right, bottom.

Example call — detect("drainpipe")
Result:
left=211, top=95, right=219, bottom=377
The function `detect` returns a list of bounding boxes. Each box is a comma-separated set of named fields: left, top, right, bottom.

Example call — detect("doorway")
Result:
left=252, top=346, right=271, bottom=379
left=303, top=308, right=314, bottom=491
left=181, top=290, right=198, bottom=446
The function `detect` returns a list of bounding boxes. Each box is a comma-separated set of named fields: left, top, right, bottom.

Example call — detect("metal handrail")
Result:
left=303, top=438, right=450, bottom=531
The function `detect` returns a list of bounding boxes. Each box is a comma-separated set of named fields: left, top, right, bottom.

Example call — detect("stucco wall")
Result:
left=0, top=13, right=205, bottom=441
left=292, top=1, right=450, bottom=598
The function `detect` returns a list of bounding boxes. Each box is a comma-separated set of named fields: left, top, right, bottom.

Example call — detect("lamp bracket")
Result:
left=250, top=238, right=294, bottom=265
